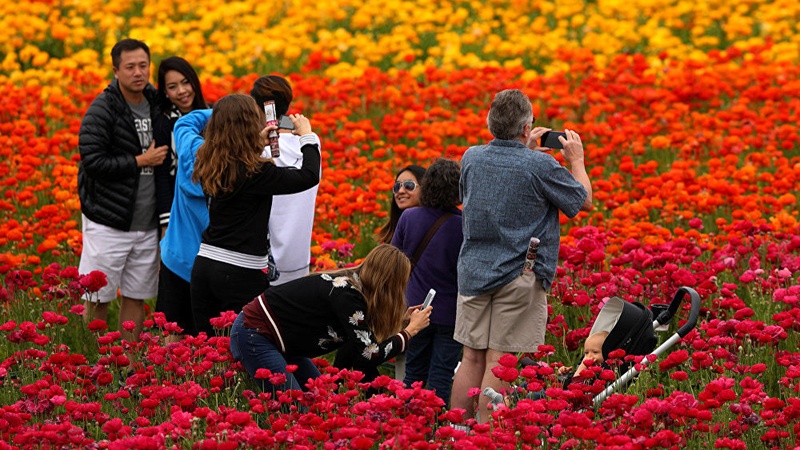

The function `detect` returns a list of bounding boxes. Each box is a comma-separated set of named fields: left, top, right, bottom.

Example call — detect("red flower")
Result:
left=225, top=411, right=252, bottom=426
left=497, top=353, right=518, bottom=368
left=670, top=371, right=689, bottom=381
left=254, top=368, right=271, bottom=379
left=269, top=372, right=287, bottom=387
left=79, top=270, right=107, bottom=293
left=351, top=437, right=374, bottom=449
left=87, top=319, right=108, bottom=332
left=491, top=365, right=519, bottom=383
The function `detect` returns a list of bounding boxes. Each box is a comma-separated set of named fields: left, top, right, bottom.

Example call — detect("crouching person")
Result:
left=230, top=245, right=432, bottom=392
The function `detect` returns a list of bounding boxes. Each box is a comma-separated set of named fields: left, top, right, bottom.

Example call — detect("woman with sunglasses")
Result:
left=391, top=158, right=463, bottom=406
left=376, top=165, right=427, bottom=244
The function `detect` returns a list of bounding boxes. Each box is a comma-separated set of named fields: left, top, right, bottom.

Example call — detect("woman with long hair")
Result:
left=231, top=245, right=432, bottom=392
left=376, top=165, right=426, bottom=244
left=391, top=158, right=464, bottom=406
left=190, top=94, right=321, bottom=336
left=153, top=56, right=208, bottom=338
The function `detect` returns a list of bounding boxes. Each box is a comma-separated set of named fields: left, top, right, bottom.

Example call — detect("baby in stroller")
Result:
left=486, top=287, right=700, bottom=408
left=558, top=331, right=609, bottom=384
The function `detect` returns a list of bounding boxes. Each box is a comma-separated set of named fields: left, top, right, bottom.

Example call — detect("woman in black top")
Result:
left=190, top=94, right=321, bottom=335
left=231, top=244, right=432, bottom=392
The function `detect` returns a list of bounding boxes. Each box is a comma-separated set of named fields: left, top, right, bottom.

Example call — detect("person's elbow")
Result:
left=580, top=195, right=593, bottom=212
left=578, top=184, right=593, bottom=212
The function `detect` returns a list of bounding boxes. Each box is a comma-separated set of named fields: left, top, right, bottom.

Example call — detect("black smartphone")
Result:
left=278, top=115, right=295, bottom=130
left=540, top=131, right=567, bottom=149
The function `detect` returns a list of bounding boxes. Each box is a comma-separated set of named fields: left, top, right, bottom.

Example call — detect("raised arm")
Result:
left=559, top=129, right=592, bottom=212
left=173, top=109, right=212, bottom=199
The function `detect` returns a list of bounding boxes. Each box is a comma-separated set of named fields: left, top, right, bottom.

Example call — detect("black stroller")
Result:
left=587, top=286, right=701, bottom=406
left=502, top=286, right=701, bottom=407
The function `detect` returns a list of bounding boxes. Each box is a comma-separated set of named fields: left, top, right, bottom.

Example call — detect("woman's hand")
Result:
left=289, top=113, right=312, bottom=136
left=404, top=305, right=421, bottom=322
left=558, top=365, right=573, bottom=375
left=405, top=305, right=431, bottom=337
left=260, top=124, right=278, bottom=148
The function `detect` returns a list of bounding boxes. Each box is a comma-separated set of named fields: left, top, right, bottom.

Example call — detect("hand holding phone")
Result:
left=278, top=115, right=295, bottom=130
left=540, top=131, right=567, bottom=149
left=421, top=289, right=436, bottom=309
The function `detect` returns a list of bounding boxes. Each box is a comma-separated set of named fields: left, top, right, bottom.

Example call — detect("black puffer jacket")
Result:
left=78, top=79, right=159, bottom=231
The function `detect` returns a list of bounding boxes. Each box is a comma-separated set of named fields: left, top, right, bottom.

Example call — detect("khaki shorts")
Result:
left=453, top=272, right=547, bottom=353
left=79, top=215, right=159, bottom=303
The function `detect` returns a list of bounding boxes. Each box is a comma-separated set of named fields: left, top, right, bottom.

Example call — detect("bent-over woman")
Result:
left=231, top=245, right=432, bottom=392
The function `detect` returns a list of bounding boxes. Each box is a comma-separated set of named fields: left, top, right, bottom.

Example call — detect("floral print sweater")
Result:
left=242, top=273, right=410, bottom=366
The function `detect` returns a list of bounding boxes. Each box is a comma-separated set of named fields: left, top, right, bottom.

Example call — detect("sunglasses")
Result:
left=392, top=180, right=418, bottom=193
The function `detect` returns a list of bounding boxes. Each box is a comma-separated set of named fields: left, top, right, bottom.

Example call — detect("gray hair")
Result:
left=486, top=89, right=533, bottom=140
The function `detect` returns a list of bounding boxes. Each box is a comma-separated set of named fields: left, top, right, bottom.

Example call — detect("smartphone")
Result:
left=540, top=131, right=567, bottom=149
left=421, top=289, right=436, bottom=309
left=278, top=115, right=295, bottom=130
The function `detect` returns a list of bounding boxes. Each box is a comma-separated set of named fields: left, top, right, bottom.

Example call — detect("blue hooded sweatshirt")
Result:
left=160, top=109, right=212, bottom=282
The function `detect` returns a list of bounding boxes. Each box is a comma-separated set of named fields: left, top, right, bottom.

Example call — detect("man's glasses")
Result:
left=392, top=180, right=418, bottom=193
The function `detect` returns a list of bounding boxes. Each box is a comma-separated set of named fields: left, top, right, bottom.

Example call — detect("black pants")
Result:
left=155, top=262, right=197, bottom=336
left=190, top=256, right=268, bottom=336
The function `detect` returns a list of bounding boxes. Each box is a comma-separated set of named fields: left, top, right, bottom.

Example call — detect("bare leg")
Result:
left=164, top=334, right=182, bottom=344
left=84, top=301, right=109, bottom=324
left=450, top=346, right=486, bottom=420
left=477, top=348, right=506, bottom=424
left=119, top=296, right=145, bottom=342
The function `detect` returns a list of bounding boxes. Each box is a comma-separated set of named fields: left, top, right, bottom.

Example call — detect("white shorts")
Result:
left=78, top=215, right=159, bottom=303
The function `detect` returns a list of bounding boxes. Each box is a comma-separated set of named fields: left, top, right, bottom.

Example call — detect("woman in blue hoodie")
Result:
left=153, top=57, right=207, bottom=339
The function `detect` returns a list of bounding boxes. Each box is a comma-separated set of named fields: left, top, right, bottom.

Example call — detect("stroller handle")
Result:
left=655, top=286, right=701, bottom=337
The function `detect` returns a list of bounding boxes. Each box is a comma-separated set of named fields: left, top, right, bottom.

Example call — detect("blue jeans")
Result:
left=230, top=313, right=320, bottom=392
left=403, top=324, right=463, bottom=406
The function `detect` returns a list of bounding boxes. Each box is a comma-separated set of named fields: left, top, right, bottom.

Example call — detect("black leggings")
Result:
left=190, top=256, right=269, bottom=336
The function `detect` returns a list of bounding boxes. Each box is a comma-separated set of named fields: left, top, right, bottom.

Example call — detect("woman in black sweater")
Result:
left=231, top=245, right=432, bottom=392
left=190, top=94, right=321, bottom=335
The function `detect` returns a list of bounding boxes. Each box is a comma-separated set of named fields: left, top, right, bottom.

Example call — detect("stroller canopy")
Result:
left=589, top=297, right=658, bottom=360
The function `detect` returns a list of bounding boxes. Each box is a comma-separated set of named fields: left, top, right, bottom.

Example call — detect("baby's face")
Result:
left=583, top=334, right=605, bottom=363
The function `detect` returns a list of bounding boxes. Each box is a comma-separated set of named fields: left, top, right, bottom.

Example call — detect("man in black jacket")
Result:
left=78, top=39, right=168, bottom=342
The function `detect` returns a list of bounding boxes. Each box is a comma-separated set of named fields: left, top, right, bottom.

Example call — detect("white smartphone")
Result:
left=421, top=289, right=436, bottom=309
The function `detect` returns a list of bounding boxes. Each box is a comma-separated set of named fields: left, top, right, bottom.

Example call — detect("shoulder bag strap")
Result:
left=409, top=212, right=454, bottom=270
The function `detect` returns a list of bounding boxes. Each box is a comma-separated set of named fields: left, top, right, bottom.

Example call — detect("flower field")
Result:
left=2, top=0, right=800, bottom=448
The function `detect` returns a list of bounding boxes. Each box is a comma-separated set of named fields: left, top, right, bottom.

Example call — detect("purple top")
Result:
left=392, top=206, right=463, bottom=326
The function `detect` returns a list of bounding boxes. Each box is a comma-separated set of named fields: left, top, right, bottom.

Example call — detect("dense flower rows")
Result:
left=2, top=0, right=800, bottom=80
left=1, top=0, right=799, bottom=448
